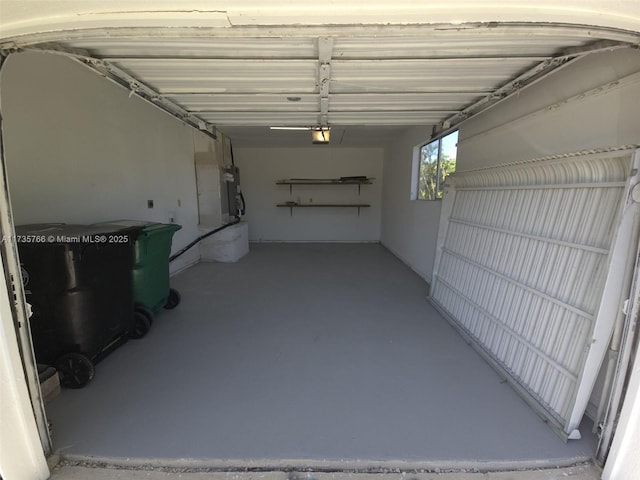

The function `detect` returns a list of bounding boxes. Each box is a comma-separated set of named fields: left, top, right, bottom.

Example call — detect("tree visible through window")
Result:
left=417, top=131, right=458, bottom=200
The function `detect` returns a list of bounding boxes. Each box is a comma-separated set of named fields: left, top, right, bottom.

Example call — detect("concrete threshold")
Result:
left=53, top=454, right=599, bottom=474
left=49, top=461, right=601, bottom=480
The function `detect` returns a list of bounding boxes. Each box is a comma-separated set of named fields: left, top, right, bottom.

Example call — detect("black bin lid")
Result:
left=15, top=223, right=141, bottom=244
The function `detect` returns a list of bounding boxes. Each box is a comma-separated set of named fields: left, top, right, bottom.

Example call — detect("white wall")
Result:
left=380, top=126, right=440, bottom=282
left=457, top=48, right=640, bottom=170
left=234, top=147, right=383, bottom=242
left=1, top=51, right=219, bottom=273
left=380, top=49, right=640, bottom=292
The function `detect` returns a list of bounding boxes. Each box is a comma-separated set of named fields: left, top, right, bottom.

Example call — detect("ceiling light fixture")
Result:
left=269, top=126, right=311, bottom=131
left=311, top=127, right=331, bottom=144
left=268, top=125, right=331, bottom=144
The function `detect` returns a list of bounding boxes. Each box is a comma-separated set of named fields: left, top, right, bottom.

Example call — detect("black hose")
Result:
left=169, top=219, right=240, bottom=262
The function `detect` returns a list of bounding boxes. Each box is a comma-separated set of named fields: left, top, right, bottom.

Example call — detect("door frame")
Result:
left=0, top=51, right=51, bottom=475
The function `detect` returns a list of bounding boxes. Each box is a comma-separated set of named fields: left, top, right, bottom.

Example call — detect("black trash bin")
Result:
left=16, top=223, right=141, bottom=388
left=92, top=220, right=182, bottom=322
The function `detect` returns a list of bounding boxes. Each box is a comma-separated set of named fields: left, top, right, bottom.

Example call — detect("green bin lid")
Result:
left=142, top=223, right=182, bottom=235
left=93, top=220, right=182, bottom=234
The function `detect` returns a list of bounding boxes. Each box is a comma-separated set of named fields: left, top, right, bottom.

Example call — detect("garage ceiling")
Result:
left=1, top=2, right=639, bottom=146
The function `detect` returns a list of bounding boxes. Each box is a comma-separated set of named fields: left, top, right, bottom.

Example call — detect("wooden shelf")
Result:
left=277, top=203, right=370, bottom=216
left=277, top=179, right=373, bottom=185
left=277, top=177, right=373, bottom=194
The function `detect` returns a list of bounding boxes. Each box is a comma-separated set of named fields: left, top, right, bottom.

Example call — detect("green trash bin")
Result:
left=94, top=220, right=182, bottom=322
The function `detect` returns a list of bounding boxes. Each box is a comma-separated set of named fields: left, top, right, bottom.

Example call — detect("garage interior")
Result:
left=43, top=244, right=598, bottom=464
left=1, top=3, right=640, bottom=479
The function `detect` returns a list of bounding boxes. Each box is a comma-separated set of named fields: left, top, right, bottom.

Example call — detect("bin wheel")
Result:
left=164, top=288, right=181, bottom=310
left=130, top=310, right=151, bottom=339
left=135, top=305, right=154, bottom=326
left=55, top=353, right=95, bottom=389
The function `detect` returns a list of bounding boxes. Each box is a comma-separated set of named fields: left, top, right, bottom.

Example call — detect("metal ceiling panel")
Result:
left=58, top=38, right=317, bottom=59
left=199, top=110, right=452, bottom=126
left=110, top=58, right=318, bottom=94
left=330, top=93, right=483, bottom=111
left=330, top=58, right=546, bottom=93
left=328, top=111, right=455, bottom=125
left=198, top=111, right=319, bottom=126
left=166, top=94, right=318, bottom=112
left=64, top=32, right=597, bottom=62
left=4, top=11, right=637, bottom=137
left=333, top=34, right=591, bottom=59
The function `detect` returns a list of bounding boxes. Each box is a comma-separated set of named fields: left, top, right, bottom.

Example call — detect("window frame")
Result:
left=412, top=130, right=458, bottom=201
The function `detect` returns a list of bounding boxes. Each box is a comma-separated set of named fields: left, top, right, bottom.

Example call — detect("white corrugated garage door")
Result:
left=430, top=148, right=640, bottom=440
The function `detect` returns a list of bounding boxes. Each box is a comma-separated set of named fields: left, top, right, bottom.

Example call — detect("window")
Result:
left=416, top=130, right=458, bottom=200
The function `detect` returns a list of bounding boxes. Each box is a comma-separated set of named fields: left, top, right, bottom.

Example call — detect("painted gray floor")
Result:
left=46, top=244, right=597, bottom=465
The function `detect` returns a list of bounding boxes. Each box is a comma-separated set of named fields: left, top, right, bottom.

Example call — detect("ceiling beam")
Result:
left=318, top=36, right=333, bottom=63
left=317, top=37, right=333, bottom=127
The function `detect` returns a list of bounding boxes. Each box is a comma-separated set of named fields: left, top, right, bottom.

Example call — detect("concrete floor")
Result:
left=45, top=244, right=597, bottom=469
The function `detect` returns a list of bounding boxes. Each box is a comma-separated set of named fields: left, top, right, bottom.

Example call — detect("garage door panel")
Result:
left=451, top=187, right=623, bottom=248
left=431, top=150, right=636, bottom=439
left=444, top=222, right=606, bottom=312
left=452, top=156, right=630, bottom=189
left=433, top=277, right=582, bottom=423
left=436, top=252, right=592, bottom=365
